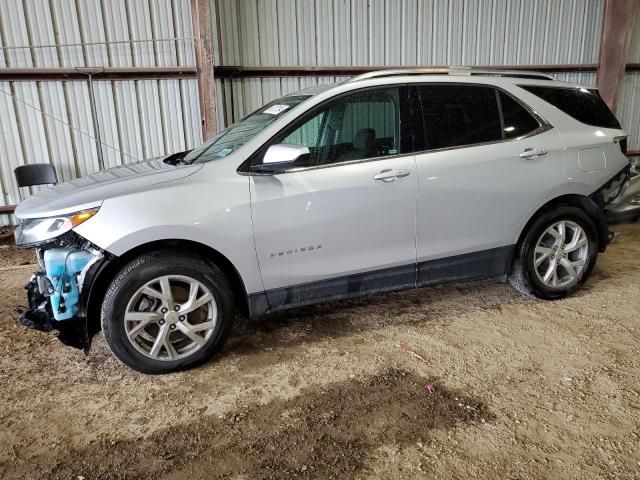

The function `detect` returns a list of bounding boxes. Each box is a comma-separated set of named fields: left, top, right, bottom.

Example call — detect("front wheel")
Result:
left=101, top=250, right=235, bottom=374
left=509, top=206, right=599, bottom=299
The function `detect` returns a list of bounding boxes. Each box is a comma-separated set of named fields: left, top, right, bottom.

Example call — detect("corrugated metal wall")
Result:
left=621, top=7, right=640, bottom=151
left=214, top=0, right=604, bottom=67
left=619, top=73, right=640, bottom=150
left=628, top=3, right=640, bottom=64
left=0, top=0, right=202, bottom=223
left=213, top=0, right=605, bottom=123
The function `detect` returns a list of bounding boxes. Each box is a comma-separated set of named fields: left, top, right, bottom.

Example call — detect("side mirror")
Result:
left=252, top=144, right=310, bottom=173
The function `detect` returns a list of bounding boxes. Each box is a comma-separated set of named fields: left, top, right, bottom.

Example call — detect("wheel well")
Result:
left=516, top=194, right=609, bottom=252
left=86, top=239, right=249, bottom=336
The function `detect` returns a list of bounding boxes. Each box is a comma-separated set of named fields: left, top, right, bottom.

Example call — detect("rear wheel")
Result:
left=101, top=250, right=234, bottom=373
left=509, top=206, right=598, bottom=299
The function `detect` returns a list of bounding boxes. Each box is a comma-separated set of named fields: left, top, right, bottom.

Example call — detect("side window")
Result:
left=520, top=85, right=620, bottom=129
left=271, top=87, right=401, bottom=167
left=416, top=85, right=502, bottom=150
left=499, top=92, right=541, bottom=139
left=281, top=111, right=326, bottom=148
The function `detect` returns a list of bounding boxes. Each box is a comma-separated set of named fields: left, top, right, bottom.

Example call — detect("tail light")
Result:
left=615, top=135, right=628, bottom=155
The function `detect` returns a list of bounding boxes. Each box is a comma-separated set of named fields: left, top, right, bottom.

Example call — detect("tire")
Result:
left=101, top=250, right=235, bottom=374
left=509, top=206, right=599, bottom=300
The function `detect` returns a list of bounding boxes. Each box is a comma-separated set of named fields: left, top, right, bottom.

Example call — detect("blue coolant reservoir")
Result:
left=44, top=248, right=94, bottom=321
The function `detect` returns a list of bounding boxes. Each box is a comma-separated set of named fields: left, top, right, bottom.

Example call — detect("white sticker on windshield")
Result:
left=263, top=104, right=290, bottom=115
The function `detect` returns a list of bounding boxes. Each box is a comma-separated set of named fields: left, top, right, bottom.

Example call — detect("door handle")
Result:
left=519, top=148, right=548, bottom=159
left=374, top=169, right=411, bottom=182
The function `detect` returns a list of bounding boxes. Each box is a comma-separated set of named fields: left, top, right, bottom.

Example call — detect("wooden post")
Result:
left=597, top=0, right=638, bottom=110
left=190, top=0, right=217, bottom=140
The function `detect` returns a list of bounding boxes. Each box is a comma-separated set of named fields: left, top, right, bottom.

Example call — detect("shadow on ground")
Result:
left=46, top=369, right=493, bottom=479
left=226, top=279, right=527, bottom=359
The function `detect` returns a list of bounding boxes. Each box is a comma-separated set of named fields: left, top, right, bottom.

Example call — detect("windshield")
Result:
left=184, top=95, right=311, bottom=163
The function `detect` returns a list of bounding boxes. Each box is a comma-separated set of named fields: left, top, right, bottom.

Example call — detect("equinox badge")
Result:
left=270, top=244, right=322, bottom=258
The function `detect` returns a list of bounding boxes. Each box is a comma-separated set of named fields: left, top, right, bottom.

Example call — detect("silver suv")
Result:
left=14, top=69, right=630, bottom=373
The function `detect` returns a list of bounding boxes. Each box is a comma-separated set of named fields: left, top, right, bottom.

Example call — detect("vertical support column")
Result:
left=597, top=0, right=638, bottom=110
left=76, top=68, right=106, bottom=171
left=191, top=0, right=217, bottom=140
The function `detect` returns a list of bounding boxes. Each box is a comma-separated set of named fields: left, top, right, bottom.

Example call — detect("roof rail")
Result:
left=465, top=69, right=557, bottom=81
left=347, top=68, right=450, bottom=82
left=347, top=67, right=557, bottom=83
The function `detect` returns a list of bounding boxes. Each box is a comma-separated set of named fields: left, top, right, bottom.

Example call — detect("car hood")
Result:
left=15, top=157, right=203, bottom=219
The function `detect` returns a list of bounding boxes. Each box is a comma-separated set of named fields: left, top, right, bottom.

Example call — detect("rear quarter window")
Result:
left=499, top=91, right=541, bottom=139
left=520, top=85, right=621, bottom=129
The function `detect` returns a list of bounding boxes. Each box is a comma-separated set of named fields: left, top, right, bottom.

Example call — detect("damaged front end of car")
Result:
left=14, top=209, right=112, bottom=351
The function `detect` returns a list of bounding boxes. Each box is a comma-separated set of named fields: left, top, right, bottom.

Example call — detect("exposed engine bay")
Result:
left=18, top=231, right=109, bottom=350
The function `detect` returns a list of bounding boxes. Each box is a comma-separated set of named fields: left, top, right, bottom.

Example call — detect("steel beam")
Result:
left=0, top=205, right=16, bottom=214
left=597, top=0, right=639, bottom=109
left=190, top=0, right=217, bottom=139
left=213, top=64, right=640, bottom=78
left=0, top=67, right=197, bottom=81
left=2, top=64, right=638, bottom=83
left=213, top=64, right=607, bottom=78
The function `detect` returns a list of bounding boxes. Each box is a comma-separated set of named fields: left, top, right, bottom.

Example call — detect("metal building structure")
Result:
left=1, top=0, right=639, bottom=225
left=213, top=0, right=605, bottom=121
left=0, top=0, right=202, bottom=223
left=212, top=0, right=639, bottom=144
left=619, top=7, right=640, bottom=154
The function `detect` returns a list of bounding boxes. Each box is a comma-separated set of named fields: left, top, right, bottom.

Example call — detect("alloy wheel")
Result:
left=124, top=275, right=217, bottom=361
left=533, top=220, right=589, bottom=289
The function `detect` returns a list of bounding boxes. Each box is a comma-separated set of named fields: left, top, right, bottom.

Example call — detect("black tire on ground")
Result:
left=509, top=206, right=599, bottom=300
left=101, top=250, right=235, bottom=374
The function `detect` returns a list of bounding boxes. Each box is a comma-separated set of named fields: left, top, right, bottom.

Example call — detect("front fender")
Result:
left=73, top=172, right=263, bottom=295
left=81, top=224, right=264, bottom=296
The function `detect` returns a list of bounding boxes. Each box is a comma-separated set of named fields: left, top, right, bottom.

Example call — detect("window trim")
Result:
left=409, top=82, right=552, bottom=157
left=517, top=84, right=621, bottom=129
left=237, top=84, right=409, bottom=175
left=498, top=87, right=547, bottom=140
left=237, top=82, right=553, bottom=175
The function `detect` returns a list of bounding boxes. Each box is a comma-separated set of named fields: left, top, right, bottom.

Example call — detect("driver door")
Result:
left=248, top=86, right=418, bottom=311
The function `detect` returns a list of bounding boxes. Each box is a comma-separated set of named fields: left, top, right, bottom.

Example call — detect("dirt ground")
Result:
left=0, top=225, right=639, bottom=480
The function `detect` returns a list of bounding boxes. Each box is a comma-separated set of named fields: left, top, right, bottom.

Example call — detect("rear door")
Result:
left=410, top=83, right=566, bottom=283
left=249, top=86, right=419, bottom=309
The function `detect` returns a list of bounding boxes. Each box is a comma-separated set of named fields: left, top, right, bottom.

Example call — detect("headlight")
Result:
left=15, top=208, right=99, bottom=247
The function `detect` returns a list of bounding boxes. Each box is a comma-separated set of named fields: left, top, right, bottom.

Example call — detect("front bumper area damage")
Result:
left=20, top=271, right=95, bottom=350
left=17, top=231, right=109, bottom=351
